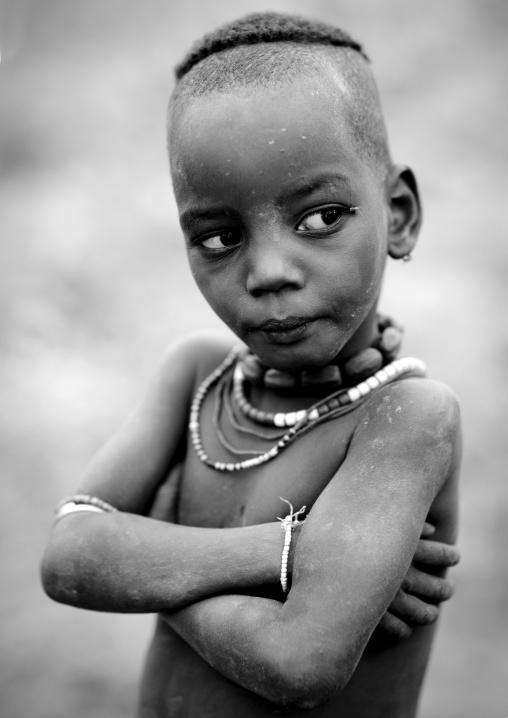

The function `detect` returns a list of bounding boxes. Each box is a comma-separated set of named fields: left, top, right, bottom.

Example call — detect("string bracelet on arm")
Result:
left=278, top=498, right=306, bottom=593
left=54, top=494, right=118, bottom=522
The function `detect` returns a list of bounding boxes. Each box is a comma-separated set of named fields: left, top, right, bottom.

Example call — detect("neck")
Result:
left=239, top=307, right=403, bottom=411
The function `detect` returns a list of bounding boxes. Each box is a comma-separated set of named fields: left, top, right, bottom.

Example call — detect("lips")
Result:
left=256, top=316, right=311, bottom=332
left=254, top=316, right=316, bottom=345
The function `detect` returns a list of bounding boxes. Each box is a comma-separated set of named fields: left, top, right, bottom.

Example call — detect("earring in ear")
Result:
left=402, top=254, right=412, bottom=262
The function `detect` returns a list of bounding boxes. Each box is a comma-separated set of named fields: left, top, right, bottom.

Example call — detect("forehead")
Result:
left=169, top=75, right=370, bottom=204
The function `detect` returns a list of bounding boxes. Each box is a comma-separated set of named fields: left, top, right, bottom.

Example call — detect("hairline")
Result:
left=168, top=43, right=392, bottom=180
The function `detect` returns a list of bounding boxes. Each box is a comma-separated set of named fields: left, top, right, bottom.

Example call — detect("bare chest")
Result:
left=177, top=392, right=359, bottom=528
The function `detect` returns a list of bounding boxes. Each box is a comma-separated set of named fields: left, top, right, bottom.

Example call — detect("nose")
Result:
left=245, top=234, right=305, bottom=297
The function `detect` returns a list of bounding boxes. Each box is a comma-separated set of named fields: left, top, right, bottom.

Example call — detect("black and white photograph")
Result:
left=1, top=1, right=507, bottom=716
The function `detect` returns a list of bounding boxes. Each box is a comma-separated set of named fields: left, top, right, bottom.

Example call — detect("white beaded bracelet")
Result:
left=54, top=502, right=106, bottom=521
left=54, top=494, right=118, bottom=522
left=277, top=498, right=306, bottom=593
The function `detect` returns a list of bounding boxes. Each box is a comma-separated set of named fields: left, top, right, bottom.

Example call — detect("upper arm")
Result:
left=281, top=378, right=461, bottom=685
left=74, top=334, right=233, bottom=514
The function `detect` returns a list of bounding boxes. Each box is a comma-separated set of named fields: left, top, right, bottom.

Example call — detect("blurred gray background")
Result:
left=1, top=0, right=507, bottom=716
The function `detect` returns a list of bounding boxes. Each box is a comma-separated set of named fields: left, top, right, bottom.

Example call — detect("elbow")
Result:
left=41, top=540, right=84, bottom=607
left=268, top=648, right=350, bottom=711
left=41, top=517, right=101, bottom=608
left=41, top=564, right=76, bottom=606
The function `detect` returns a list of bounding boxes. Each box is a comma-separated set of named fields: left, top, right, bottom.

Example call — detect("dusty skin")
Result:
left=42, top=336, right=460, bottom=718
left=42, top=62, right=461, bottom=718
left=139, top=339, right=460, bottom=718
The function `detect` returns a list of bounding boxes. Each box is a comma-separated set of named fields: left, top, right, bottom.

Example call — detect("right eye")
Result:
left=200, top=231, right=241, bottom=250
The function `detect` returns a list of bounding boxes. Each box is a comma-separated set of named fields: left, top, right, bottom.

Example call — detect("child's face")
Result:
left=170, top=77, right=390, bottom=372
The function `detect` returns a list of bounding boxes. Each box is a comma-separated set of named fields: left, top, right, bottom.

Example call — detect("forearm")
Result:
left=41, top=512, right=281, bottom=613
left=162, top=595, right=346, bottom=710
left=162, top=534, right=460, bottom=700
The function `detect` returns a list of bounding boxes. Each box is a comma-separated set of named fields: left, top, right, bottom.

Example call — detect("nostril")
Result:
left=249, top=286, right=264, bottom=299
left=246, top=260, right=304, bottom=296
left=247, top=277, right=302, bottom=297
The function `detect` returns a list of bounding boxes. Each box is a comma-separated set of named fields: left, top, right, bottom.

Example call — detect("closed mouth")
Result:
left=255, top=317, right=311, bottom=332
left=253, top=316, right=318, bottom=345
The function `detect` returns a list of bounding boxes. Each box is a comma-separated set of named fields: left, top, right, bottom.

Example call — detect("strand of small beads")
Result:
left=189, top=347, right=244, bottom=469
left=232, top=358, right=427, bottom=431
left=222, top=371, right=288, bottom=441
left=212, top=371, right=269, bottom=456
left=189, top=348, right=427, bottom=472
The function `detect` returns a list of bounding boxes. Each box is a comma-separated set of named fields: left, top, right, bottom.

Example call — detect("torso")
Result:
left=138, top=344, right=458, bottom=718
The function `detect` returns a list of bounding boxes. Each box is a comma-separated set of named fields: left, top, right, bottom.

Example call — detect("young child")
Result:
left=41, top=13, right=461, bottom=717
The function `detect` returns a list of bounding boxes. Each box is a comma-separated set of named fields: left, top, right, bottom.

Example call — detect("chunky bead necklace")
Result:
left=189, top=347, right=426, bottom=473
left=238, top=314, right=404, bottom=393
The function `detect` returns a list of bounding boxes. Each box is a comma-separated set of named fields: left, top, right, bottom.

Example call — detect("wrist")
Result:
left=287, top=523, right=303, bottom=574
left=277, top=500, right=306, bottom=592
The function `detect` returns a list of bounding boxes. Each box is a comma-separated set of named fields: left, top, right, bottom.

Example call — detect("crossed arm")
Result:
left=148, top=461, right=457, bottom=639
left=41, top=339, right=461, bottom=708
left=157, top=380, right=460, bottom=708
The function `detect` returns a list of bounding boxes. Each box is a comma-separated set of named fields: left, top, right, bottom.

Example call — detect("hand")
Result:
left=379, top=522, right=460, bottom=638
left=147, top=463, right=183, bottom=523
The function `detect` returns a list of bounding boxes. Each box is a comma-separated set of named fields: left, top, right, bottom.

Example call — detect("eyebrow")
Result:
left=179, top=174, right=354, bottom=231
left=276, top=173, right=354, bottom=205
left=179, top=207, right=240, bottom=233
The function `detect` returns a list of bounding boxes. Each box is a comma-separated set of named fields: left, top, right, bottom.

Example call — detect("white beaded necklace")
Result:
left=189, top=347, right=426, bottom=472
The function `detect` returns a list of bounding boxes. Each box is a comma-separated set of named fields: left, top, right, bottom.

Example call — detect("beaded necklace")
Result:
left=189, top=347, right=426, bottom=473
left=239, top=313, right=404, bottom=394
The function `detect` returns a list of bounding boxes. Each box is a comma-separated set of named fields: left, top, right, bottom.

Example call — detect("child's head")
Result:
left=168, top=13, right=421, bottom=373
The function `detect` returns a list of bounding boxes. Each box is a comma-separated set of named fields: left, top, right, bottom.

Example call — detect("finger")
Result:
left=389, top=589, right=440, bottom=626
left=414, top=540, right=460, bottom=567
left=402, top=566, right=455, bottom=602
left=379, top=611, right=414, bottom=639
left=420, top=522, right=435, bottom=539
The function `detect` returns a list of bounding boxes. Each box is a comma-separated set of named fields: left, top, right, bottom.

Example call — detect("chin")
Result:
left=250, top=339, right=342, bottom=373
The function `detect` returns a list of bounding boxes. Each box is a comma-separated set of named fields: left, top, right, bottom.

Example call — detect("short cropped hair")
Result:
left=170, top=13, right=391, bottom=177
left=174, top=12, right=368, bottom=80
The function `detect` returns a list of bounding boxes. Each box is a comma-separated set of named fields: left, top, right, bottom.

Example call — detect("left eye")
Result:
left=296, top=208, right=345, bottom=232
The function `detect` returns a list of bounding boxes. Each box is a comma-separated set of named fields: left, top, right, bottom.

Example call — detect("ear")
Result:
left=386, top=165, right=422, bottom=259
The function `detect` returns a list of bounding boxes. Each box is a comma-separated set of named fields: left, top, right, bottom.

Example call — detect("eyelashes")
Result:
left=295, top=205, right=358, bottom=236
left=200, top=230, right=240, bottom=250
left=190, top=204, right=358, bottom=254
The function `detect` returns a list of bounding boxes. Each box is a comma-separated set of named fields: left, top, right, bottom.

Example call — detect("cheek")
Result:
left=318, top=231, right=385, bottom=321
left=358, top=231, right=386, bottom=295
left=188, top=257, right=240, bottom=324
left=189, top=263, right=217, bottom=305
left=349, top=212, right=387, bottom=299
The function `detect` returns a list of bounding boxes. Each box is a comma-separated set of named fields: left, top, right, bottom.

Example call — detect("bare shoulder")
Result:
left=157, top=332, right=237, bottom=388
left=351, top=375, right=461, bottom=497
left=75, top=333, right=237, bottom=510
left=359, top=376, right=460, bottom=443
left=361, top=374, right=459, bottom=421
